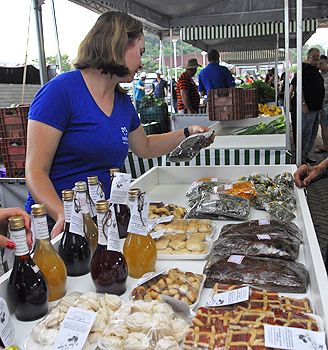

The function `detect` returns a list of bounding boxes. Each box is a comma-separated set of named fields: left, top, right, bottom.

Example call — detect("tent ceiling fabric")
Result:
left=70, top=0, right=327, bottom=29
left=221, top=50, right=285, bottom=65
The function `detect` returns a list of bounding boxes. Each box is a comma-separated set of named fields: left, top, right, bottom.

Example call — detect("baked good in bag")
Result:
left=203, top=256, right=309, bottom=292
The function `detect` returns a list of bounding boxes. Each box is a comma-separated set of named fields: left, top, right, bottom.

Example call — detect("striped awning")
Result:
left=221, top=49, right=285, bottom=64
left=182, top=18, right=318, bottom=41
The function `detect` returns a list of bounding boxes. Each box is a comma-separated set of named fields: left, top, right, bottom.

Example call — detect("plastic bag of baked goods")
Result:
left=167, top=129, right=215, bottom=162
left=203, top=255, right=309, bottom=293
left=219, top=219, right=303, bottom=244
left=210, top=233, right=300, bottom=261
left=131, top=268, right=205, bottom=309
left=186, top=193, right=250, bottom=220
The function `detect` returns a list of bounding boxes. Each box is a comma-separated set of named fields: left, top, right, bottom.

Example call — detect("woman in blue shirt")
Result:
left=25, top=11, right=210, bottom=237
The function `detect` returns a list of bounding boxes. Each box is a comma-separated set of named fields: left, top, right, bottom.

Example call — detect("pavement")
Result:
left=293, top=127, right=328, bottom=270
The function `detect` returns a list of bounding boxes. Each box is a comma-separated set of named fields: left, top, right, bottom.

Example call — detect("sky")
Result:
left=0, top=0, right=327, bottom=66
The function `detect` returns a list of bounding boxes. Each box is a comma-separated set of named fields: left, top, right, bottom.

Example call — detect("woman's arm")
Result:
left=128, top=125, right=211, bottom=159
left=25, top=120, right=65, bottom=237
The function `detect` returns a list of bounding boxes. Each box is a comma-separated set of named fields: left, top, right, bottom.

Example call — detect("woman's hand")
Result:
left=294, top=164, right=324, bottom=187
left=187, top=125, right=215, bottom=147
left=51, top=214, right=65, bottom=239
left=0, top=207, right=32, bottom=249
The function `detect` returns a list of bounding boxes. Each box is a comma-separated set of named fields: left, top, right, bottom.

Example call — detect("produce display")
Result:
left=258, top=103, right=282, bottom=116
left=235, top=115, right=286, bottom=135
left=240, top=80, right=275, bottom=103
left=149, top=203, right=187, bottom=219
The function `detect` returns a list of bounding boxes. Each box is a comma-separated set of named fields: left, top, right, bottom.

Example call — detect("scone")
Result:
left=169, top=239, right=186, bottom=250
left=156, top=237, right=170, bottom=250
left=186, top=240, right=207, bottom=252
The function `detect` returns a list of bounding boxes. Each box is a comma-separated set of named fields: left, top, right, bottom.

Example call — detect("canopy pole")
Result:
left=33, top=0, right=48, bottom=85
left=169, top=28, right=173, bottom=110
left=159, top=34, right=163, bottom=73
left=296, top=0, right=303, bottom=165
left=180, top=29, right=184, bottom=68
left=50, top=0, right=62, bottom=73
left=172, top=39, right=178, bottom=80
left=274, top=34, right=279, bottom=106
left=284, top=0, right=291, bottom=152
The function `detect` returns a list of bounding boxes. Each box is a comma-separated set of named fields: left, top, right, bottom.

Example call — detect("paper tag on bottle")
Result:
left=259, top=218, right=270, bottom=225
left=148, top=215, right=174, bottom=232
left=75, top=191, right=89, bottom=214
left=135, top=268, right=167, bottom=287
left=32, top=216, right=49, bottom=240
left=264, top=324, right=326, bottom=350
left=107, top=208, right=120, bottom=252
left=9, top=228, right=29, bottom=256
left=110, top=173, right=131, bottom=204
left=161, top=295, right=191, bottom=317
left=227, top=255, right=245, bottom=264
left=224, top=184, right=233, bottom=190
left=70, top=204, right=84, bottom=237
left=0, top=297, right=15, bottom=346
left=64, top=200, right=73, bottom=223
left=53, top=307, right=96, bottom=350
left=127, top=194, right=150, bottom=236
left=206, top=286, right=250, bottom=307
left=257, top=234, right=272, bottom=240
left=150, top=229, right=166, bottom=239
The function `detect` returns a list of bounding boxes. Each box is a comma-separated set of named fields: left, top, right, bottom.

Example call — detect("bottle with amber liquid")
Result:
left=58, top=189, right=91, bottom=276
left=110, top=168, right=130, bottom=239
left=123, top=192, right=157, bottom=278
left=31, top=203, right=67, bottom=302
left=75, top=181, right=98, bottom=253
left=7, top=216, right=48, bottom=321
left=87, top=175, right=104, bottom=224
left=90, top=200, right=128, bottom=295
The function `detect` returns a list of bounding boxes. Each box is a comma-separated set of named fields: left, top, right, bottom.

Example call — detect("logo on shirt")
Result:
left=121, top=126, right=128, bottom=144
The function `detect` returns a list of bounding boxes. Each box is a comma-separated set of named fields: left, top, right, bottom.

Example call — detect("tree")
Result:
left=46, top=54, right=73, bottom=72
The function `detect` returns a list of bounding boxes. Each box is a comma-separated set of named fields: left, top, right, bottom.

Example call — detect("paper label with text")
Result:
left=127, top=195, right=150, bottom=236
left=227, top=255, right=245, bottom=264
left=110, top=173, right=131, bottom=204
left=206, top=286, right=250, bottom=307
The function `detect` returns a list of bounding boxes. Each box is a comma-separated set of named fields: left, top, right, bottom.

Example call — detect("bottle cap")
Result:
left=75, top=181, right=87, bottom=191
left=87, top=175, right=99, bottom=185
left=109, top=168, right=121, bottom=175
left=9, top=216, right=25, bottom=229
left=62, top=189, right=74, bottom=200
left=129, top=188, right=141, bottom=198
left=96, top=200, right=109, bottom=213
left=31, top=203, right=47, bottom=216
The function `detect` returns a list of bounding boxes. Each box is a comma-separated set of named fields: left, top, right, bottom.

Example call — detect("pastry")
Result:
left=187, top=240, right=207, bottom=252
left=155, top=336, right=180, bottom=350
left=97, top=335, right=124, bottom=350
left=125, top=312, right=152, bottom=332
left=156, top=237, right=169, bottom=250
left=124, top=332, right=151, bottom=350
left=169, top=239, right=186, bottom=250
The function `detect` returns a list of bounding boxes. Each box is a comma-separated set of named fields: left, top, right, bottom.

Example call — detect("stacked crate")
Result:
left=0, top=105, right=29, bottom=178
left=140, top=104, right=170, bottom=134
left=208, top=88, right=258, bottom=121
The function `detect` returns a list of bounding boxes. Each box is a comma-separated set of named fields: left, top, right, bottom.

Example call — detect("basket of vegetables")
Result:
left=235, top=115, right=286, bottom=135
left=241, top=80, right=275, bottom=104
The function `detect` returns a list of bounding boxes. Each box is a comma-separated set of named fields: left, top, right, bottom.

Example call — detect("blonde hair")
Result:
left=74, top=11, right=143, bottom=77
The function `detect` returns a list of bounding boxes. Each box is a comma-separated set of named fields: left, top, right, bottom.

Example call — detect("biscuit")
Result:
left=186, top=241, right=207, bottom=252
left=169, top=240, right=187, bottom=250
left=155, top=238, right=169, bottom=250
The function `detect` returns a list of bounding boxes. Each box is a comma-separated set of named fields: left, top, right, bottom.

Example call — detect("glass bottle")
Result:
left=123, top=192, right=157, bottom=279
left=31, top=203, right=67, bottom=302
left=58, top=189, right=91, bottom=276
left=0, top=297, right=15, bottom=347
left=90, top=200, right=128, bottom=295
left=75, top=181, right=98, bottom=253
left=7, top=216, right=48, bottom=321
left=110, top=168, right=130, bottom=239
left=87, top=175, right=104, bottom=224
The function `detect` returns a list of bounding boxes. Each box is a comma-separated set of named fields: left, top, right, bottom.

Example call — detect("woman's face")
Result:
left=123, top=34, right=145, bottom=82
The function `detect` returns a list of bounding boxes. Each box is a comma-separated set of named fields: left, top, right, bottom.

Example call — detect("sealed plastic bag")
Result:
left=167, top=129, right=215, bottom=162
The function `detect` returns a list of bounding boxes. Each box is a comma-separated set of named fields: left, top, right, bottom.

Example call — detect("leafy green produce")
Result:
left=235, top=115, right=286, bottom=135
left=240, top=80, right=275, bottom=103
left=140, top=95, right=166, bottom=107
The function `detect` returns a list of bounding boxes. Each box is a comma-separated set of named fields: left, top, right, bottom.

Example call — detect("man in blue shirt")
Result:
left=134, top=71, right=147, bottom=112
left=152, top=70, right=168, bottom=98
left=198, top=49, right=235, bottom=96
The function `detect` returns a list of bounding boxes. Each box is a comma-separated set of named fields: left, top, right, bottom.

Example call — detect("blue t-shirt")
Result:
left=152, top=79, right=167, bottom=98
left=25, top=69, right=140, bottom=212
left=134, top=79, right=145, bottom=102
left=198, top=63, right=235, bottom=95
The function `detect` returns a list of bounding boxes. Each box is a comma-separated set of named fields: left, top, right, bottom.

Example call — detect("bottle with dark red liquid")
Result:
left=90, top=200, right=128, bottom=295
left=110, top=168, right=130, bottom=239
left=7, top=216, right=48, bottom=321
left=58, top=189, right=91, bottom=276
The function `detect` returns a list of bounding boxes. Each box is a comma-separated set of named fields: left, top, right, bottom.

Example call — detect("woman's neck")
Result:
left=81, top=68, right=117, bottom=99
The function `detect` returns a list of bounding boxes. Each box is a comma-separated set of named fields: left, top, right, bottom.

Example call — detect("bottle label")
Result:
left=88, top=183, right=105, bottom=202
left=110, top=172, right=131, bottom=204
left=70, top=197, right=85, bottom=237
left=53, top=307, right=96, bottom=350
left=97, top=209, right=120, bottom=251
left=76, top=191, right=89, bottom=215
left=32, top=216, right=50, bottom=240
left=127, top=193, right=150, bottom=236
left=64, top=200, right=73, bottom=223
left=0, top=297, right=15, bottom=346
left=9, top=228, right=29, bottom=256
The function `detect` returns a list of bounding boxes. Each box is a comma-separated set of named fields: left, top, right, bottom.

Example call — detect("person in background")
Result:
left=244, top=74, right=254, bottom=85
left=134, top=71, right=147, bottom=112
left=25, top=11, right=212, bottom=237
left=278, top=72, right=286, bottom=107
left=170, top=77, right=178, bottom=113
left=290, top=48, right=324, bottom=164
left=198, top=49, right=235, bottom=96
left=152, top=70, right=167, bottom=99
left=0, top=207, right=31, bottom=249
left=176, top=58, right=201, bottom=114
left=294, top=157, right=328, bottom=188
left=265, top=68, right=275, bottom=88
left=316, top=55, right=328, bottom=153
